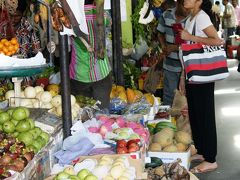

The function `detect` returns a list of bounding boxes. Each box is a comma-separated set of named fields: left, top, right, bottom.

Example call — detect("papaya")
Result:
left=144, top=93, right=154, bottom=106
left=126, top=88, right=136, bottom=103
left=133, top=90, right=143, bottom=102
left=118, top=91, right=127, bottom=102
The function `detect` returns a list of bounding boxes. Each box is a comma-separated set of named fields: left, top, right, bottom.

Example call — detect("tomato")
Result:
left=117, top=139, right=127, bottom=148
left=117, top=147, right=128, bottom=154
left=128, top=143, right=140, bottom=153
left=127, top=139, right=140, bottom=147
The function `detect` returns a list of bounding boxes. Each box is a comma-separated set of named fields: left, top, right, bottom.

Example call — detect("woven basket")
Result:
left=0, top=0, right=18, bottom=15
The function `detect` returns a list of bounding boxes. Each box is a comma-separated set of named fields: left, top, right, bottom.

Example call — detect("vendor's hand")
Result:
left=180, top=29, right=192, bottom=41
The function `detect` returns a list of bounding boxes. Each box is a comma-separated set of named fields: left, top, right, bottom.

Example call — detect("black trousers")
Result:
left=70, top=73, right=112, bottom=110
left=186, top=82, right=217, bottom=163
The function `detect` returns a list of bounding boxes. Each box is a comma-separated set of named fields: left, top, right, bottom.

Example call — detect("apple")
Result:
left=117, top=147, right=128, bottom=154
left=7, top=108, right=14, bottom=116
left=63, top=166, right=75, bottom=175
left=29, top=129, right=39, bottom=139
left=12, top=131, right=19, bottom=137
left=118, top=132, right=129, bottom=139
left=31, top=140, right=42, bottom=152
left=117, top=140, right=127, bottom=148
left=25, top=118, right=35, bottom=129
left=56, top=172, right=70, bottom=180
left=16, top=120, right=31, bottom=132
left=0, top=124, right=2, bottom=131
left=36, top=136, right=47, bottom=147
left=84, top=174, right=98, bottom=180
left=40, top=131, right=50, bottom=143
left=68, top=175, right=80, bottom=180
left=77, top=169, right=90, bottom=179
left=18, top=132, right=34, bottom=146
left=2, top=121, right=15, bottom=133
left=11, top=119, right=19, bottom=126
left=12, top=107, right=28, bottom=121
left=0, top=112, right=10, bottom=124
left=33, top=127, right=42, bottom=137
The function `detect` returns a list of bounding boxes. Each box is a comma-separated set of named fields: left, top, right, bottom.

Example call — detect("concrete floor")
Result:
left=194, top=59, right=240, bottom=180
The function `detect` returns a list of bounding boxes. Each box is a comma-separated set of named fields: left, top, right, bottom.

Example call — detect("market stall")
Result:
left=0, top=0, right=200, bottom=179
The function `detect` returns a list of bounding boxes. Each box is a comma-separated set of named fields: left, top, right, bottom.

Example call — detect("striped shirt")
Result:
left=157, top=8, right=187, bottom=72
left=69, top=5, right=111, bottom=83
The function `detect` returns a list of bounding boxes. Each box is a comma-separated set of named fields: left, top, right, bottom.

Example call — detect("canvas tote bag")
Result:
left=180, top=22, right=229, bottom=83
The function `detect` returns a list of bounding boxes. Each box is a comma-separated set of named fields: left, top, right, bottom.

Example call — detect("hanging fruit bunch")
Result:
left=50, top=1, right=71, bottom=32
left=0, top=37, right=20, bottom=56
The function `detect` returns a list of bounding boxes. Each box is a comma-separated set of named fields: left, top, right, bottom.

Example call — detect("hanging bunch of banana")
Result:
left=152, top=0, right=163, bottom=8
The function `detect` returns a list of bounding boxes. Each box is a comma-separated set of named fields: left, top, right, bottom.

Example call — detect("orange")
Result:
left=2, top=47, right=8, bottom=54
left=0, top=43, right=3, bottom=50
left=8, top=45, right=14, bottom=52
left=4, top=41, right=10, bottom=47
left=0, top=51, right=4, bottom=54
left=6, top=52, right=12, bottom=56
left=10, top=38, right=18, bottom=45
left=14, top=44, right=19, bottom=51
left=1, top=39, right=7, bottom=44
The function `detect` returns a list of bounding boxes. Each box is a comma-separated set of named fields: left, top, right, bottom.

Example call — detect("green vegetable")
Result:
left=147, top=124, right=155, bottom=135
left=154, top=121, right=177, bottom=134
left=145, top=157, right=163, bottom=168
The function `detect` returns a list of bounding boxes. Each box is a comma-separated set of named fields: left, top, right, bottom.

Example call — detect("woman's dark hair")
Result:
left=17, top=0, right=27, bottom=13
left=201, top=0, right=215, bottom=23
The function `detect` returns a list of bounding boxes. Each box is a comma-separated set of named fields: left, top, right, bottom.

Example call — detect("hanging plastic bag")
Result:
left=131, top=37, right=149, bottom=60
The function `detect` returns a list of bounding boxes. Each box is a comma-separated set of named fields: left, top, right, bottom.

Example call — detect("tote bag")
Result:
left=180, top=22, right=229, bottom=83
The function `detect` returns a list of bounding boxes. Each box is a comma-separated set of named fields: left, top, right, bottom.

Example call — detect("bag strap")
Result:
left=190, top=21, right=196, bottom=44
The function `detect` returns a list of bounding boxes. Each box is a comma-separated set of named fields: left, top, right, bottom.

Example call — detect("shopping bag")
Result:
left=180, top=43, right=229, bottom=83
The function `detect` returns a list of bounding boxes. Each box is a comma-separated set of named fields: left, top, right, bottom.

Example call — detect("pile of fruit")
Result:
left=0, top=107, right=50, bottom=153
left=75, top=95, right=97, bottom=107
left=4, top=85, right=81, bottom=119
left=110, top=85, right=155, bottom=106
left=0, top=38, right=19, bottom=56
left=54, top=155, right=136, bottom=180
left=148, top=125, right=192, bottom=152
left=116, top=139, right=140, bottom=154
left=0, top=132, right=35, bottom=175
left=0, top=80, right=13, bottom=102
left=147, top=121, right=176, bottom=135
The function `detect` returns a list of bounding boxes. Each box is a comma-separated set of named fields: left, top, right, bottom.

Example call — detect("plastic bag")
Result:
left=131, top=37, right=149, bottom=60
left=109, top=98, right=128, bottom=115
left=123, top=98, right=151, bottom=115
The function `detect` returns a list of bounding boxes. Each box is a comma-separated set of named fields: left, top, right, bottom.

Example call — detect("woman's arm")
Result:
left=181, top=25, right=224, bottom=46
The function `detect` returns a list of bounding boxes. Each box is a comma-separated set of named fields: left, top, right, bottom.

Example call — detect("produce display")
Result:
left=88, top=115, right=149, bottom=144
left=4, top=85, right=81, bottom=119
left=148, top=123, right=192, bottom=152
left=76, top=95, right=97, bottom=108
left=0, top=131, right=35, bottom=177
left=0, top=107, right=50, bottom=153
left=0, top=80, right=14, bottom=102
left=54, top=155, right=136, bottom=180
left=0, top=38, right=20, bottom=56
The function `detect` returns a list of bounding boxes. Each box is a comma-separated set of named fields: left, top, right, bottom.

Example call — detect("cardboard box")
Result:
left=77, top=154, right=148, bottom=179
left=147, top=147, right=191, bottom=170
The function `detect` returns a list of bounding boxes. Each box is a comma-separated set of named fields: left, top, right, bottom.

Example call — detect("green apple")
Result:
left=22, top=107, right=30, bottom=118
left=68, top=175, right=80, bottom=180
left=18, top=132, right=34, bottom=146
left=12, top=131, right=19, bottom=137
left=36, top=136, right=47, bottom=147
left=118, top=132, right=129, bottom=139
left=40, top=131, right=50, bottom=143
left=12, top=107, right=28, bottom=121
left=63, top=166, right=75, bottom=175
left=0, top=112, right=10, bottom=124
left=25, top=118, right=35, bottom=129
left=7, top=108, right=14, bottom=116
left=11, top=119, right=19, bottom=126
left=84, top=174, right=98, bottom=180
left=16, top=120, right=31, bottom=132
left=2, top=121, right=15, bottom=133
left=56, top=172, right=70, bottom=180
left=31, top=140, right=42, bottom=152
left=33, top=127, right=42, bottom=137
left=77, top=169, right=90, bottom=179
left=29, top=129, right=39, bottom=139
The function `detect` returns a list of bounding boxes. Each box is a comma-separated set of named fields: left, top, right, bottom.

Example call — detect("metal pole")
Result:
left=59, top=34, right=72, bottom=138
left=111, top=0, right=124, bottom=85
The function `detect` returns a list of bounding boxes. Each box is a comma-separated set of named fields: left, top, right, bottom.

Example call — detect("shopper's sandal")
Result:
left=190, top=154, right=205, bottom=162
left=190, top=161, right=218, bottom=174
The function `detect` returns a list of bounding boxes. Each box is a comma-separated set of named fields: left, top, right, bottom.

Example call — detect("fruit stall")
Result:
left=0, top=0, right=200, bottom=179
